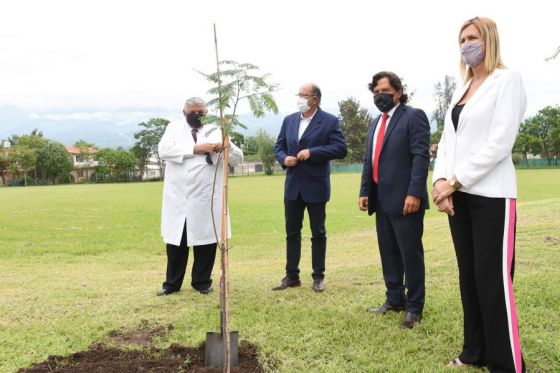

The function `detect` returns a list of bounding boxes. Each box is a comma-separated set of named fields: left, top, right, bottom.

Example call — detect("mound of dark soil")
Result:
left=107, top=320, right=174, bottom=347
left=18, top=322, right=264, bottom=373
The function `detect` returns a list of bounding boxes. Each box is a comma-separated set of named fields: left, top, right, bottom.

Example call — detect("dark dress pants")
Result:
left=375, top=193, right=425, bottom=314
left=449, top=192, right=525, bottom=373
left=162, top=224, right=217, bottom=292
left=284, top=195, right=327, bottom=280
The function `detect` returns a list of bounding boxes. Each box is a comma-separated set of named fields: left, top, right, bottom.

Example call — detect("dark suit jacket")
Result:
left=275, top=107, right=347, bottom=203
left=359, top=104, right=430, bottom=216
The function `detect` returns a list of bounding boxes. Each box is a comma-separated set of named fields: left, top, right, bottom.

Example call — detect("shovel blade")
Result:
left=204, top=331, right=239, bottom=368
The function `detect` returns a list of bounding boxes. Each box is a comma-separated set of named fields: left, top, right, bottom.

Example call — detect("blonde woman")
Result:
left=432, top=17, right=527, bottom=372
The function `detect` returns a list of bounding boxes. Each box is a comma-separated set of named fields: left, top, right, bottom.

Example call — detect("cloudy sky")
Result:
left=0, top=0, right=558, bottom=141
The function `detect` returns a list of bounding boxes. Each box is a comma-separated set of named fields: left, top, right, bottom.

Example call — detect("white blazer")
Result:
left=158, top=121, right=243, bottom=246
left=432, top=69, right=527, bottom=198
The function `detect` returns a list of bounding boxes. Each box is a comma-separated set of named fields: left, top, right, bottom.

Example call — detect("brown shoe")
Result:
left=312, top=279, right=325, bottom=293
left=367, top=301, right=406, bottom=314
left=401, top=312, right=422, bottom=329
left=272, top=277, right=301, bottom=291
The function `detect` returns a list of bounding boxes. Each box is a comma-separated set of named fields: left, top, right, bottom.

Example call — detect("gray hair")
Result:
left=183, top=97, right=207, bottom=111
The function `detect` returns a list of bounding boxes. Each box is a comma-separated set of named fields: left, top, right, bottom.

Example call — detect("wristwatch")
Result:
left=449, top=176, right=461, bottom=190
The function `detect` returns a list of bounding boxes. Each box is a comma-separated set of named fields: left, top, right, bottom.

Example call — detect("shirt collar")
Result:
left=385, top=102, right=400, bottom=118
left=300, top=107, right=318, bottom=121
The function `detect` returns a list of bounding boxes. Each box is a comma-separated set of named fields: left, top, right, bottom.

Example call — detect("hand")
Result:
left=359, top=197, right=368, bottom=211
left=436, top=195, right=455, bottom=216
left=212, top=142, right=223, bottom=152
left=284, top=156, right=298, bottom=167
left=194, top=143, right=215, bottom=154
left=432, top=179, right=456, bottom=204
left=296, top=149, right=310, bottom=161
left=403, top=195, right=421, bottom=216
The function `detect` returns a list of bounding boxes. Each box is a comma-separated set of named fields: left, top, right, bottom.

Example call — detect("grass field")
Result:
left=0, top=170, right=559, bottom=372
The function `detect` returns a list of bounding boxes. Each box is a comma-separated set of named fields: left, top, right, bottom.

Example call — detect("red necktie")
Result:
left=373, top=113, right=389, bottom=183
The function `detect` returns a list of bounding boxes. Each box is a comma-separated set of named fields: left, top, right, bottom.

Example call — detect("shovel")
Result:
left=204, top=248, right=238, bottom=368
left=205, top=311, right=238, bottom=367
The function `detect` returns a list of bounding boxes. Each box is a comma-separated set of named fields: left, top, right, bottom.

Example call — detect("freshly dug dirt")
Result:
left=18, top=322, right=264, bottom=373
left=107, top=320, right=174, bottom=347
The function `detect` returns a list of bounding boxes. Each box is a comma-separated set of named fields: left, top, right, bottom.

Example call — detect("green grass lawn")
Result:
left=0, top=170, right=559, bottom=372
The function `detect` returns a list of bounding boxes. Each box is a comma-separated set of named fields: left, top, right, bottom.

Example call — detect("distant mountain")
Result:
left=0, top=104, right=434, bottom=148
left=0, top=104, right=288, bottom=148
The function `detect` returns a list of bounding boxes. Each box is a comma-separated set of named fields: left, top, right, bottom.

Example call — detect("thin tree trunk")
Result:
left=214, top=23, right=231, bottom=373
left=220, top=137, right=231, bottom=373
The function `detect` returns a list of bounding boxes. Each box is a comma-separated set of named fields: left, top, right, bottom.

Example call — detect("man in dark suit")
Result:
left=273, top=83, right=347, bottom=293
left=359, top=71, right=430, bottom=329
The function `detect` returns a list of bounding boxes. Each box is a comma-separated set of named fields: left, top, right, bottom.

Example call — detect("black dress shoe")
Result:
left=272, top=277, right=301, bottom=291
left=401, top=312, right=422, bottom=329
left=367, top=301, right=406, bottom=314
left=157, top=288, right=178, bottom=296
left=198, top=286, right=213, bottom=295
left=312, top=279, right=325, bottom=292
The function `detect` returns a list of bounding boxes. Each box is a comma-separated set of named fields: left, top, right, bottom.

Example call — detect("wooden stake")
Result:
left=213, top=23, right=231, bottom=373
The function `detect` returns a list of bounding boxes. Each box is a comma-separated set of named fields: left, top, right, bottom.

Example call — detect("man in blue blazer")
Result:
left=273, top=83, right=347, bottom=293
left=359, top=72, right=430, bottom=329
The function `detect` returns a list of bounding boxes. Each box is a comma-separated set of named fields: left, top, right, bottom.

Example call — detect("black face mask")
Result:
left=186, top=113, right=204, bottom=128
left=373, top=93, right=395, bottom=113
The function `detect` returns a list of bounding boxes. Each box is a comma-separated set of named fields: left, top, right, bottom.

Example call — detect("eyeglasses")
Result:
left=296, top=93, right=316, bottom=98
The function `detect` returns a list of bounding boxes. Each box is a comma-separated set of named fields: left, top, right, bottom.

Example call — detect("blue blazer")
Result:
left=275, top=107, right=347, bottom=203
left=360, top=104, right=430, bottom=216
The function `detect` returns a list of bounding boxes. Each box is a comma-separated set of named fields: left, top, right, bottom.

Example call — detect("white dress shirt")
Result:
left=372, top=103, right=400, bottom=159
left=298, top=108, right=318, bottom=140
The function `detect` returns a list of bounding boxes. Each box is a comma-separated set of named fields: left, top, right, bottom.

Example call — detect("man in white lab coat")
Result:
left=156, top=97, right=243, bottom=296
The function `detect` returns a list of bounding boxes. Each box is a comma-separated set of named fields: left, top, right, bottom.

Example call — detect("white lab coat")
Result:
left=158, top=121, right=243, bottom=246
left=432, top=69, right=527, bottom=198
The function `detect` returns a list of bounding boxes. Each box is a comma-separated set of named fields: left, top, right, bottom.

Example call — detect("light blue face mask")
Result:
left=297, top=97, right=310, bottom=112
left=461, top=42, right=485, bottom=67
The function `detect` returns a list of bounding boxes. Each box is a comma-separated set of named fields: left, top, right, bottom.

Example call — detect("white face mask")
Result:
left=297, top=97, right=310, bottom=112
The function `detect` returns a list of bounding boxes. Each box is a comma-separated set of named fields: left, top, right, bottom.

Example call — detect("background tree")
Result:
left=131, top=143, right=150, bottom=180
left=30, top=128, right=43, bottom=137
left=551, top=121, right=560, bottom=164
left=230, top=131, right=245, bottom=150
left=402, top=79, right=416, bottom=104
left=96, top=148, right=137, bottom=182
left=35, top=140, right=73, bottom=184
left=11, top=131, right=48, bottom=182
left=241, top=135, right=259, bottom=156
left=431, top=75, right=456, bottom=145
left=7, top=144, right=36, bottom=186
left=74, top=139, right=96, bottom=182
left=513, top=123, right=541, bottom=167
left=338, top=97, right=371, bottom=163
left=525, top=106, right=560, bottom=165
left=133, top=118, right=169, bottom=180
left=0, top=145, right=10, bottom=186
left=255, top=129, right=276, bottom=175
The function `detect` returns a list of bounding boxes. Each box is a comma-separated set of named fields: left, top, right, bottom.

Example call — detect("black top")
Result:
left=451, top=104, right=465, bottom=131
